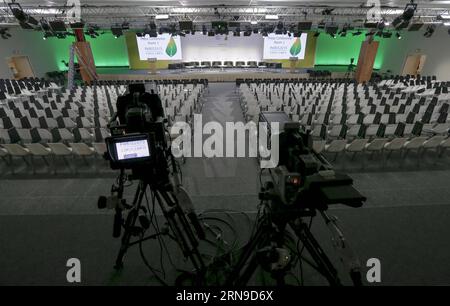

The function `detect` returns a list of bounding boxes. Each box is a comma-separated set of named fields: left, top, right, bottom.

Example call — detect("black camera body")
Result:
left=259, top=111, right=366, bottom=211
left=105, top=84, right=169, bottom=180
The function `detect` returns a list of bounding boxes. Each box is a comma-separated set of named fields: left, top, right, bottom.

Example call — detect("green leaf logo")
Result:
left=289, top=38, right=301, bottom=56
left=165, top=36, right=177, bottom=57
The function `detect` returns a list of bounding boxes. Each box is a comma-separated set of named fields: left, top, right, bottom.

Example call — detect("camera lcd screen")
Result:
left=115, top=139, right=150, bottom=161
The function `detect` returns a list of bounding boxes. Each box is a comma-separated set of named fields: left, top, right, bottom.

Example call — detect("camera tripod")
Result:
left=112, top=172, right=206, bottom=279
left=225, top=194, right=363, bottom=286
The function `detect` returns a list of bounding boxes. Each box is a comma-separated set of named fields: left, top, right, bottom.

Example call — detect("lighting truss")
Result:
left=0, top=4, right=449, bottom=29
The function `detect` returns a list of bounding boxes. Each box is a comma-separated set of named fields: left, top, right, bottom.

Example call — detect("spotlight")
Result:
left=352, top=30, right=362, bottom=36
left=85, top=25, right=101, bottom=38
left=0, top=28, right=12, bottom=40
left=111, top=25, right=123, bottom=38
left=8, top=2, right=39, bottom=29
left=322, top=8, right=334, bottom=15
left=402, top=2, right=417, bottom=21
left=396, top=32, right=402, bottom=39
left=423, top=25, right=435, bottom=38
left=314, top=31, right=320, bottom=37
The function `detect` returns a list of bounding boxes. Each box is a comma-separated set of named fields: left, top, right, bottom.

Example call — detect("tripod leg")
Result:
left=225, top=218, right=271, bottom=286
left=290, top=220, right=342, bottom=286
left=153, top=189, right=206, bottom=277
left=114, top=182, right=146, bottom=270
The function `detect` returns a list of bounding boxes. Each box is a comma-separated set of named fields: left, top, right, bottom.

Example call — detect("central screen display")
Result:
left=136, top=33, right=182, bottom=60
left=263, top=33, right=308, bottom=60
left=115, top=139, right=150, bottom=161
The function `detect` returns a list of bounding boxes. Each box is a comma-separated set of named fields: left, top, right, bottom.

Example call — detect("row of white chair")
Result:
left=313, top=136, right=450, bottom=161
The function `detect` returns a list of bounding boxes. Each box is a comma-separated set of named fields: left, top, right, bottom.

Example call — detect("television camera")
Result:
left=224, top=112, right=366, bottom=286
left=98, top=83, right=206, bottom=276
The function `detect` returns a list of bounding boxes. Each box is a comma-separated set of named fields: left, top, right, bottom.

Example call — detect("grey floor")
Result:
left=1, top=83, right=450, bottom=285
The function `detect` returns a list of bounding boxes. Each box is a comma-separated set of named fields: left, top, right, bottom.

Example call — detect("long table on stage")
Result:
left=97, top=67, right=352, bottom=82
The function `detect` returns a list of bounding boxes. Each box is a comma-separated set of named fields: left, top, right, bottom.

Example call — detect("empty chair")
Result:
left=94, top=117, right=108, bottom=128
left=92, top=142, right=107, bottom=158
left=247, top=61, right=257, bottom=68
left=73, top=128, right=93, bottom=144
left=69, top=142, right=96, bottom=172
left=328, top=125, right=348, bottom=140
left=439, top=137, right=450, bottom=157
left=431, top=123, right=450, bottom=135
left=421, top=135, right=448, bottom=157
left=347, top=125, right=365, bottom=139
left=200, top=61, right=211, bottom=68
left=1, top=143, right=31, bottom=174
left=56, top=116, right=77, bottom=129
left=212, top=61, right=222, bottom=68
left=312, top=140, right=326, bottom=154
left=51, top=128, right=75, bottom=143
left=46, top=143, right=73, bottom=173
left=30, top=128, right=53, bottom=143
left=402, top=136, right=428, bottom=157
left=235, top=61, right=245, bottom=68
left=384, top=138, right=408, bottom=159
left=75, top=117, right=94, bottom=128
left=345, top=138, right=369, bottom=159
left=325, top=139, right=347, bottom=161
left=0, top=146, right=8, bottom=165
left=39, top=117, right=58, bottom=129
left=94, top=127, right=110, bottom=142
left=23, top=143, right=51, bottom=173
left=365, top=138, right=389, bottom=159
left=224, top=61, right=234, bottom=68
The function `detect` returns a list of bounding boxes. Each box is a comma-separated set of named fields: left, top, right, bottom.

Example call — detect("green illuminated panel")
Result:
left=314, top=31, right=388, bottom=69
left=49, top=31, right=129, bottom=70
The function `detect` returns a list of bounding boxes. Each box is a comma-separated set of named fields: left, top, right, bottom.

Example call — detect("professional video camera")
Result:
left=224, top=111, right=366, bottom=286
left=98, top=83, right=206, bottom=278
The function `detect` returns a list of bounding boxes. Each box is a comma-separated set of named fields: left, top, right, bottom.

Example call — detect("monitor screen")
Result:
left=115, top=139, right=150, bottom=161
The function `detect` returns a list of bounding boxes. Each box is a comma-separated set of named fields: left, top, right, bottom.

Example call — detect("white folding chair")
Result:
left=24, top=143, right=51, bottom=173
left=439, top=137, right=450, bottom=157
left=421, top=136, right=448, bottom=157
left=345, top=138, right=369, bottom=160
left=312, top=140, right=326, bottom=154
left=69, top=143, right=96, bottom=172
left=1, top=144, right=31, bottom=174
left=402, top=136, right=428, bottom=157
left=365, top=138, right=388, bottom=160
left=384, top=137, right=408, bottom=160
left=325, top=139, right=347, bottom=161
left=47, top=143, right=73, bottom=173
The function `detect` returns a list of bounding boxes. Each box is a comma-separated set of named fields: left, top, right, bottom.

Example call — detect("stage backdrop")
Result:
left=125, top=32, right=317, bottom=70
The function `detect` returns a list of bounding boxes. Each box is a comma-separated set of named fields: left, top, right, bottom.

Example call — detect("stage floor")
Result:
left=96, top=67, right=353, bottom=82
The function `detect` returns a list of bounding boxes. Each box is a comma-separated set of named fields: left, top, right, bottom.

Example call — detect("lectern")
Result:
left=289, top=57, right=298, bottom=73
left=148, top=58, right=157, bottom=74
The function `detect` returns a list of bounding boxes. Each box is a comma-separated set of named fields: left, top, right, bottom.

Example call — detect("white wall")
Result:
left=380, top=27, right=450, bottom=80
left=180, top=34, right=264, bottom=63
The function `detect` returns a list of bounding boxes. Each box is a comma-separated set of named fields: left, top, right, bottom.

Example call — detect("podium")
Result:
left=148, top=58, right=157, bottom=74
left=289, top=57, right=298, bottom=73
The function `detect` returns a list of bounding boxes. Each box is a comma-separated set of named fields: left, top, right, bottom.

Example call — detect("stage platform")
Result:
left=97, top=67, right=353, bottom=82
